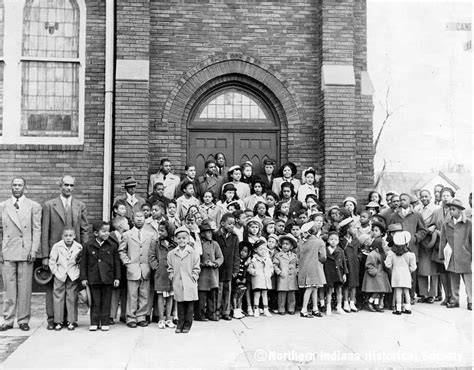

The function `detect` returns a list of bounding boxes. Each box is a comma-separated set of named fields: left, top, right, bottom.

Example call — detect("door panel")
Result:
left=233, top=132, right=278, bottom=173
left=189, top=131, right=278, bottom=176
left=188, top=132, right=233, bottom=175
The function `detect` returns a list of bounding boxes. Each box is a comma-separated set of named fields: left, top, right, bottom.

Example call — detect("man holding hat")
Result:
left=438, top=198, right=472, bottom=310
left=113, top=177, right=146, bottom=221
left=0, top=177, right=42, bottom=331
left=41, top=175, right=89, bottom=330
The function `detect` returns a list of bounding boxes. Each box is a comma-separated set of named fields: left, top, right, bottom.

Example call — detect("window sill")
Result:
left=0, top=143, right=84, bottom=151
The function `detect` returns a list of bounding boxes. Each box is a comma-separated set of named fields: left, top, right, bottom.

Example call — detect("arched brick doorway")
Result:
left=188, top=85, right=280, bottom=175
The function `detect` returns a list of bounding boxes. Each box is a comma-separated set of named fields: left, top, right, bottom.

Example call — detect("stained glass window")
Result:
left=21, top=0, right=80, bottom=137
left=197, top=90, right=270, bottom=121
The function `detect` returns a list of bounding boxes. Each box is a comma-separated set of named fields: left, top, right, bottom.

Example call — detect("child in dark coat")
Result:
left=339, top=217, right=360, bottom=313
left=80, top=221, right=121, bottom=331
left=324, top=231, right=348, bottom=315
left=148, top=221, right=176, bottom=329
left=196, top=221, right=223, bottom=321
left=232, top=242, right=251, bottom=319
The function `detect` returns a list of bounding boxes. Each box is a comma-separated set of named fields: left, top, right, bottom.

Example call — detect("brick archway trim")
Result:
left=159, top=53, right=302, bottom=166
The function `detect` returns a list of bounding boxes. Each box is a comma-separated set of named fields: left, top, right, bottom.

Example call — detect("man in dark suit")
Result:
left=257, top=158, right=276, bottom=192
left=197, top=160, right=224, bottom=200
left=41, top=175, right=89, bottom=330
left=0, top=177, right=42, bottom=331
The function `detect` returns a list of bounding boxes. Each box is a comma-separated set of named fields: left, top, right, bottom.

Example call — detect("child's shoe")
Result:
left=158, top=320, right=166, bottom=329
left=319, top=304, right=326, bottom=313
left=336, top=306, right=345, bottom=314
left=312, top=311, right=323, bottom=317
left=349, top=301, right=358, bottom=312
left=263, top=308, right=272, bottom=317
left=233, top=308, right=244, bottom=319
left=89, top=325, right=98, bottom=331
left=165, top=320, right=175, bottom=328
left=67, top=322, right=75, bottom=331
left=101, top=325, right=110, bottom=331
left=343, top=301, right=351, bottom=313
left=259, top=308, right=264, bottom=314
left=54, top=323, right=62, bottom=331
left=253, top=307, right=260, bottom=317
left=246, top=307, right=254, bottom=316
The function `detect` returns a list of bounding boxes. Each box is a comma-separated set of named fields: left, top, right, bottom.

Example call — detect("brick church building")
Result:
left=0, top=0, right=374, bottom=222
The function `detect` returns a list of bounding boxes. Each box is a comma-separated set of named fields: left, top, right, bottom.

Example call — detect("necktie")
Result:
left=65, top=199, right=72, bottom=226
left=14, top=199, right=19, bottom=209
left=138, top=229, right=141, bottom=242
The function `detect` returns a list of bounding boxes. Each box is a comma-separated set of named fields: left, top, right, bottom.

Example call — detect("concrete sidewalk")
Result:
left=0, top=298, right=471, bottom=369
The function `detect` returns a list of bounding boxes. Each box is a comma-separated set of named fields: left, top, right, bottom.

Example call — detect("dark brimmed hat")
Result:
left=34, top=266, right=53, bottom=285
left=123, top=176, right=137, bottom=188
left=199, top=220, right=213, bottom=233
left=371, top=220, right=386, bottom=233
left=279, top=234, right=298, bottom=248
left=78, top=285, right=92, bottom=307
left=446, top=198, right=465, bottom=210
left=263, top=158, right=276, bottom=166
left=387, top=223, right=403, bottom=233
left=278, top=162, right=298, bottom=177
left=222, top=183, right=237, bottom=193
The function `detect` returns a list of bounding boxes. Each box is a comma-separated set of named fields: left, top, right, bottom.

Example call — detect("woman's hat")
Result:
left=279, top=234, right=298, bottom=248
left=78, top=285, right=92, bottom=307
left=387, top=223, right=403, bottom=233
left=174, top=225, right=190, bottom=237
left=300, top=221, right=315, bottom=234
left=263, top=158, right=276, bottom=166
left=34, top=266, right=53, bottom=285
left=302, top=167, right=316, bottom=178
left=199, top=220, right=213, bottom=233
left=445, top=198, right=465, bottom=210
left=366, top=201, right=380, bottom=209
left=222, top=183, right=237, bottom=193
left=227, top=165, right=241, bottom=175
left=247, top=219, right=263, bottom=230
left=343, top=196, right=358, bottom=206
left=393, top=231, right=412, bottom=246
left=371, top=220, right=386, bottom=233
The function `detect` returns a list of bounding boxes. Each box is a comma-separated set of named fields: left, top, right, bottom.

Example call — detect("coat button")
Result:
left=98, top=259, right=101, bottom=262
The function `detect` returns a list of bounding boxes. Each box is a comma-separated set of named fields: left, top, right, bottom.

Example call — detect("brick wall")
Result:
left=0, top=1, right=106, bottom=228
left=148, top=0, right=321, bottom=178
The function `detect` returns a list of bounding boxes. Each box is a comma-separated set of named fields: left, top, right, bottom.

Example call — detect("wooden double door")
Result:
left=188, top=131, right=279, bottom=176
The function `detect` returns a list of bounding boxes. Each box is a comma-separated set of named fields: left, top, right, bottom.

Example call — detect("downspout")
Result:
left=103, top=0, right=114, bottom=221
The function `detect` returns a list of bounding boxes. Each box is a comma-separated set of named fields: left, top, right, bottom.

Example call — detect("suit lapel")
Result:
left=130, top=228, right=140, bottom=243
left=52, top=197, right=66, bottom=224
left=71, top=198, right=80, bottom=225
left=17, top=198, right=32, bottom=229
left=6, top=199, right=23, bottom=231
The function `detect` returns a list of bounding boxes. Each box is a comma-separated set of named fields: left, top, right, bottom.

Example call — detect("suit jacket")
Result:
left=0, top=196, right=42, bottom=261
left=112, top=193, right=146, bottom=221
left=41, top=196, right=89, bottom=259
left=48, top=240, right=82, bottom=282
left=119, top=227, right=154, bottom=280
left=197, top=174, right=224, bottom=200
left=80, top=238, right=121, bottom=285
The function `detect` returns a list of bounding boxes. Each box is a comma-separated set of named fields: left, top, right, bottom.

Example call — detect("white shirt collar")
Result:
left=60, top=195, right=72, bottom=207
left=12, top=195, right=25, bottom=205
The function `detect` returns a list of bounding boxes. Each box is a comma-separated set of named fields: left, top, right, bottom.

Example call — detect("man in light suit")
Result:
left=118, top=212, right=153, bottom=328
left=41, top=175, right=89, bottom=330
left=0, top=177, right=42, bottom=331
left=112, top=177, right=146, bottom=221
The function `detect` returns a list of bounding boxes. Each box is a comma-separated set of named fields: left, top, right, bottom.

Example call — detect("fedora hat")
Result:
left=34, top=266, right=53, bottom=285
left=123, top=176, right=137, bottom=188
left=387, top=223, right=403, bottom=233
left=199, top=220, right=213, bottom=233
left=445, top=198, right=465, bottom=210
left=421, top=230, right=438, bottom=249
left=78, top=285, right=92, bottom=307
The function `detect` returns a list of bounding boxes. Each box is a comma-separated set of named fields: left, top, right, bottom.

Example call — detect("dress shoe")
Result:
left=175, top=328, right=183, bottom=333
left=375, top=305, right=384, bottom=313
left=119, top=317, right=126, bottom=323
left=367, top=302, right=377, bottom=312
left=402, top=310, right=412, bottom=314
left=126, top=322, right=137, bottom=328
left=440, top=299, right=448, bottom=306
left=312, top=311, right=323, bottom=317
left=137, top=321, right=149, bottom=327
left=446, top=302, right=459, bottom=308
left=221, top=315, right=232, bottom=321
left=392, top=310, right=402, bottom=315
left=468, top=303, right=472, bottom=311
left=109, top=318, right=115, bottom=325
left=182, top=327, right=190, bottom=333
left=425, top=297, right=435, bottom=304
left=0, top=324, right=13, bottom=331
left=417, top=296, right=427, bottom=303
left=287, top=311, right=295, bottom=315
left=19, top=323, right=30, bottom=331
left=47, top=322, right=55, bottom=330
left=299, top=311, right=313, bottom=318
left=434, top=295, right=443, bottom=302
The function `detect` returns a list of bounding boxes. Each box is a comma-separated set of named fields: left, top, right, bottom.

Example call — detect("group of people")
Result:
left=0, top=154, right=471, bottom=335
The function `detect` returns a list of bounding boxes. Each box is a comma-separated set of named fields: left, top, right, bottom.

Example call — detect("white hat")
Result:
left=393, top=231, right=412, bottom=246
left=300, top=221, right=315, bottom=234
left=174, top=225, right=190, bottom=237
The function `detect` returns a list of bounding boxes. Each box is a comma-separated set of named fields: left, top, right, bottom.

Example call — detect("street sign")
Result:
left=446, top=22, right=471, bottom=31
